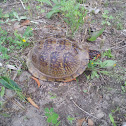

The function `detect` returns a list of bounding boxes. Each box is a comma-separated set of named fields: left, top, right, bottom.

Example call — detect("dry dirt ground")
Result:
left=0, top=0, right=126, bottom=126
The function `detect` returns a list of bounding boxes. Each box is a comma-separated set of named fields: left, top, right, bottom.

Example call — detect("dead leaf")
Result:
left=31, top=76, right=40, bottom=87
left=76, top=118, right=86, bottom=126
left=88, top=119, right=94, bottom=126
left=27, top=97, right=39, bottom=109
left=20, top=19, right=30, bottom=27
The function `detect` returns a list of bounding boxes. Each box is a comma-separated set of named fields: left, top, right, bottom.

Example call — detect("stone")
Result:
left=96, top=110, right=105, bottom=119
left=19, top=71, right=31, bottom=82
left=0, top=62, right=2, bottom=67
left=6, top=89, right=15, bottom=98
left=88, top=119, right=94, bottom=126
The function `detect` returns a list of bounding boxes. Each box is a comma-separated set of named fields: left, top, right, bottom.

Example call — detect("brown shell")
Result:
left=27, top=37, right=89, bottom=81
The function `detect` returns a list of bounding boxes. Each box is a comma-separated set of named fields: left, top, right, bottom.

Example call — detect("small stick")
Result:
left=57, top=14, right=68, bottom=30
left=110, top=44, right=126, bottom=50
left=12, top=64, right=22, bottom=81
left=70, top=98, right=98, bottom=119
left=98, top=72, right=107, bottom=85
left=19, top=0, right=26, bottom=10
left=82, top=28, right=87, bottom=43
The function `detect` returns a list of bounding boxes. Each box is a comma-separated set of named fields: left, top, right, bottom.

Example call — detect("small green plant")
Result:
left=0, top=27, right=33, bottom=59
left=121, top=81, right=126, bottom=93
left=101, top=10, right=114, bottom=26
left=109, top=113, right=117, bottom=126
left=102, top=49, right=114, bottom=58
left=0, top=86, right=5, bottom=110
left=111, top=107, right=120, bottom=113
left=14, top=28, right=32, bottom=49
left=113, top=12, right=124, bottom=30
left=87, top=49, right=116, bottom=79
left=88, top=28, right=104, bottom=42
left=0, top=8, right=9, bottom=19
left=87, top=58, right=116, bottom=79
left=60, top=0, right=87, bottom=34
left=44, top=107, right=60, bottom=126
left=37, top=0, right=87, bottom=35
left=0, top=27, right=10, bottom=59
left=11, top=12, right=27, bottom=21
left=0, top=76, right=26, bottom=101
left=67, top=115, right=75, bottom=124
left=76, top=0, right=86, bottom=4
left=48, top=92, right=57, bottom=99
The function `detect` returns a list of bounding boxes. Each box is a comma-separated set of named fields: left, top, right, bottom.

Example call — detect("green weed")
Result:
left=102, top=49, right=114, bottom=58
left=101, top=10, right=114, bottom=26
left=0, top=112, right=11, bottom=117
left=0, top=27, right=10, bottom=59
left=67, top=115, right=75, bottom=124
left=0, top=10, right=27, bottom=24
left=87, top=50, right=116, bottom=79
left=0, top=76, right=26, bottom=101
left=60, top=0, right=87, bottom=35
left=109, top=113, right=117, bottom=126
left=0, top=8, right=9, bottom=19
left=37, top=0, right=87, bottom=35
left=111, top=107, right=120, bottom=113
left=87, top=59, right=116, bottom=79
left=0, top=27, right=33, bottom=59
left=88, top=28, right=104, bottom=42
left=11, top=12, right=27, bottom=21
left=0, top=86, right=5, bottom=110
left=76, top=0, right=86, bottom=4
left=121, top=81, right=126, bottom=93
left=44, top=107, right=60, bottom=126
left=113, top=12, right=124, bottom=30
left=48, top=92, right=57, bottom=99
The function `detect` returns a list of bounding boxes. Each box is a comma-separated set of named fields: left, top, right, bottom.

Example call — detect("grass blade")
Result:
left=109, top=114, right=117, bottom=126
left=0, top=77, right=21, bottom=91
left=0, top=86, right=5, bottom=98
left=88, top=28, right=104, bottom=41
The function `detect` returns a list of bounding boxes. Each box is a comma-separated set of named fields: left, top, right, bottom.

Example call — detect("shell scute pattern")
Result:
left=27, top=37, right=89, bottom=81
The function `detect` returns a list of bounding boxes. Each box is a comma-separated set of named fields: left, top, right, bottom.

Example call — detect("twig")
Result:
left=82, top=28, right=87, bottom=43
left=57, top=14, right=68, bottom=31
left=12, top=99, right=25, bottom=110
left=110, top=44, right=126, bottom=50
left=70, top=98, right=99, bottom=119
left=0, top=2, right=20, bottom=7
left=12, top=64, right=22, bottom=81
left=98, top=72, right=107, bottom=85
left=19, top=0, right=26, bottom=10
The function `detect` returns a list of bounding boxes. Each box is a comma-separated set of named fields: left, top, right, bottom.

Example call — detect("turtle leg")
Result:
left=63, top=78, right=76, bottom=82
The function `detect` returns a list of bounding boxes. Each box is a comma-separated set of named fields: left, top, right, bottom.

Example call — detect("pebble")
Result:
left=6, top=89, right=15, bottom=98
left=6, top=64, right=18, bottom=70
left=88, top=119, right=94, bottom=126
left=96, top=111, right=105, bottom=119
left=105, top=94, right=111, bottom=100
left=19, top=71, right=31, bottom=82
left=122, top=122, right=126, bottom=126
left=0, top=62, right=2, bottom=67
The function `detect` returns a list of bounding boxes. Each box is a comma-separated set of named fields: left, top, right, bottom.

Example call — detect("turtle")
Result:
left=27, top=37, right=100, bottom=82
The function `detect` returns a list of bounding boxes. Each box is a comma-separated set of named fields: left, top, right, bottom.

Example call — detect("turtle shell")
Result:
left=27, top=37, right=89, bottom=81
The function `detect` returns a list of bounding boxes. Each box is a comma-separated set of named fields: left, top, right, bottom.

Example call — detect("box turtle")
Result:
left=27, top=37, right=100, bottom=82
